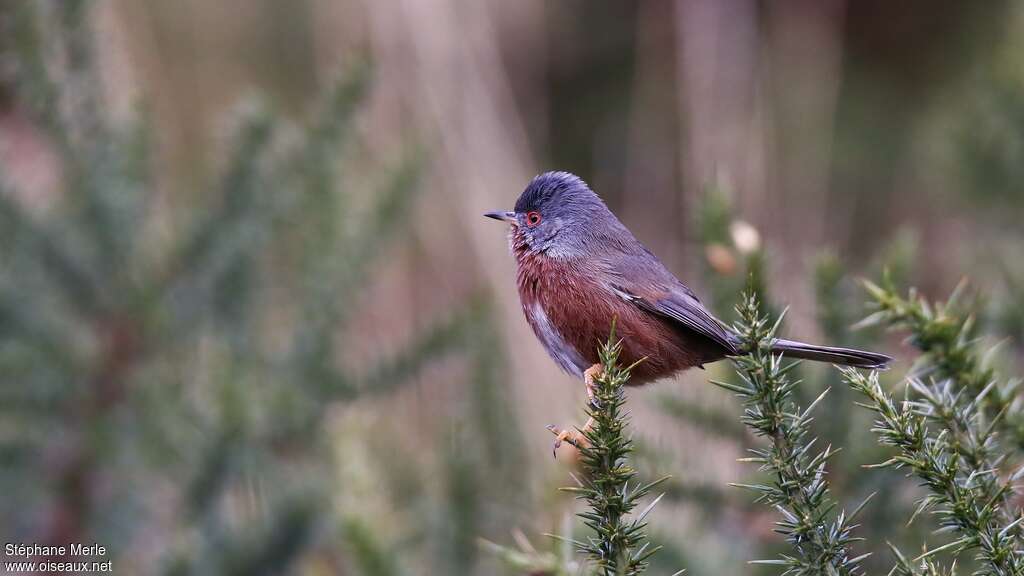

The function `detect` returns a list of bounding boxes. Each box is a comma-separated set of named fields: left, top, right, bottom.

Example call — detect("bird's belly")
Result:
left=523, top=301, right=589, bottom=377
left=520, top=265, right=711, bottom=385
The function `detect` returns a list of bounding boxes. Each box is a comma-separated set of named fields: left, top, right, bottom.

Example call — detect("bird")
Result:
left=485, top=171, right=891, bottom=451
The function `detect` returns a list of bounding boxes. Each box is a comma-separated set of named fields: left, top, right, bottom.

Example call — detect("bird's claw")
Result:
left=546, top=371, right=601, bottom=458
left=546, top=424, right=583, bottom=457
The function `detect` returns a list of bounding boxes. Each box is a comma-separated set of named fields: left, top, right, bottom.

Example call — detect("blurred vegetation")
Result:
left=0, top=2, right=524, bottom=574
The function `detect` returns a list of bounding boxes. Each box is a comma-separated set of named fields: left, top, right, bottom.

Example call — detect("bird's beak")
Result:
left=484, top=210, right=516, bottom=224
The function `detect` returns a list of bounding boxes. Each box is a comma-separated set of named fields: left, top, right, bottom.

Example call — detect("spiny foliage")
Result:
left=853, top=278, right=1024, bottom=575
left=860, top=278, right=1024, bottom=449
left=888, top=542, right=959, bottom=576
left=718, top=292, right=871, bottom=575
left=554, top=324, right=676, bottom=576
left=842, top=369, right=1023, bottom=575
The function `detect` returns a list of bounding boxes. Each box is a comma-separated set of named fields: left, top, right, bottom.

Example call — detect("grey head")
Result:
left=484, top=171, right=624, bottom=256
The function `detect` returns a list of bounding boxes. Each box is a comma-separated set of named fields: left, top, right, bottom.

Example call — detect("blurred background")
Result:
left=1, top=0, right=1023, bottom=574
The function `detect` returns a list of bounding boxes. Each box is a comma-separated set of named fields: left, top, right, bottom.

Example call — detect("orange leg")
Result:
left=583, top=363, right=602, bottom=404
left=547, top=364, right=603, bottom=456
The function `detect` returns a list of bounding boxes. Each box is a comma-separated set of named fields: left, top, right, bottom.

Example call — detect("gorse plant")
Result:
left=860, top=278, right=1024, bottom=449
left=842, top=369, right=1021, bottom=574
left=723, top=283, right=1024, bottom=576
left=554, top=325, right=676, bottom=576
left=488, top=259, right=1024, bottom=576
left=719, top=293, right=871, bottom=575
left=849, top=278, right=1024, bottom=575
left=888, top=543, right=959, bottom=576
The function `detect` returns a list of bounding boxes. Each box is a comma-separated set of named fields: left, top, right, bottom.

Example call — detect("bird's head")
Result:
left=484, top=171, right=612, bottom=257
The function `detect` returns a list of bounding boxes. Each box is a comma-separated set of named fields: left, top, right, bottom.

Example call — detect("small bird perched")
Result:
left=485, top=171, right=891, bottom=451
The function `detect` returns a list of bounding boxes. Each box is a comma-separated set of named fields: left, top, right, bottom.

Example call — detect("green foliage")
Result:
left=710, top=278, right=1024, bottom=576
left=626, top=192, right=1024, bottom=576
left=342, top=518, right=402, bottom=576
left=849, top=278, right=1024, bottom=575
left=888, top=543, right=959, bottom=576
left=650, top=200, right=930, bottom=575
left=555, top=326, right=675, bottom=576
left=860, top=278, right=1024, bottom=450
left=720, top=293, right=871, bottom=575
left=842, top=370, right=1021, bottom=575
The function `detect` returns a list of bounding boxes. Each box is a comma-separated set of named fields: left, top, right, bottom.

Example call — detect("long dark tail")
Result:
left=769, top=338, right=892, bottom=369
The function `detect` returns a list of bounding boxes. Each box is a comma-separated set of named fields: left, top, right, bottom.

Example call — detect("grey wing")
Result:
left=605, top=251, right=739, bottom=355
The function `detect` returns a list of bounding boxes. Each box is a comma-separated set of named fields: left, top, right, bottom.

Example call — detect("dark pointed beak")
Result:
left=484, top=210, right=516, bottom=223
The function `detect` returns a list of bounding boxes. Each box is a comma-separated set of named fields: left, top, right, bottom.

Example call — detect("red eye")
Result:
left=526, top=211, right=542, bottom=227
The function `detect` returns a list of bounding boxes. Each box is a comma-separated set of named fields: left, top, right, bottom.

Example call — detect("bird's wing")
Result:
left=606, top=254, right=738, bottom=355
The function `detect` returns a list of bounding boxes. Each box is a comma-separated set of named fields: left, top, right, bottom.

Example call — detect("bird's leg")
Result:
left=583, top=363, right=602, bottom=405
left=546, top=364, right=603, bottom=456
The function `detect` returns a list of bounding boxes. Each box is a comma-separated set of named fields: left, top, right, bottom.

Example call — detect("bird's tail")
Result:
left=769, top=338, right=891, bottom=369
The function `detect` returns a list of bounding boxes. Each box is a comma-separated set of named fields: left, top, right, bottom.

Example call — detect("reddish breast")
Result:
left=512, top=232, right=706, bottom=384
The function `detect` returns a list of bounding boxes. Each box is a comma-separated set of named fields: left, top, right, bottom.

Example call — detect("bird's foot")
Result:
left=583, top=363, right=603, bottom=405
left=546, top=417, right=593, bottom=457
left=545, top=367, right=602, bottom=458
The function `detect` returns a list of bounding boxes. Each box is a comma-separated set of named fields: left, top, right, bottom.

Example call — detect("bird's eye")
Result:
left=526, top=211, right=542, bottom=227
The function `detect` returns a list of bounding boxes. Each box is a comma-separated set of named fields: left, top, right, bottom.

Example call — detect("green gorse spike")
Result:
left=554, top=325, right=679, bottom=576
left=727, top=292, right=866, bottom=575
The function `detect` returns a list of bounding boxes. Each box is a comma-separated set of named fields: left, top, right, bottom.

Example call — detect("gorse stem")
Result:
left=555, top=323, right=674, bottom=576
left=719, top=292, right=869, bottom=575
